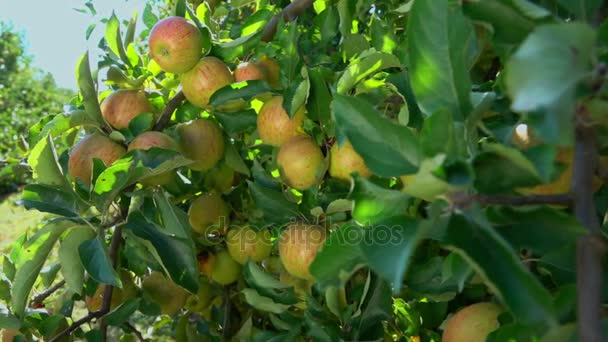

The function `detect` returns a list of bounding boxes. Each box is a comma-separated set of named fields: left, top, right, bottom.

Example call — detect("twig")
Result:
left=153, top=91, right=186, bottom=131
left=572, top=115, right=606, bottom=342
left=261, top=0, right=314, bottom=42
left=124, top=322, right=145, bottom=342
left=48, top=310, right=106, bottom=342
left=30, top=280, right=66, bottom=308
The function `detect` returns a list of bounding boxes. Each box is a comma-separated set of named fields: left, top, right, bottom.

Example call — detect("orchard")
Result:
left=1, top=0, right=607, bottom=341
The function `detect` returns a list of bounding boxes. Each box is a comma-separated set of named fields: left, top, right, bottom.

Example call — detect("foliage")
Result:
left=1, top=0, right=608, bottom=341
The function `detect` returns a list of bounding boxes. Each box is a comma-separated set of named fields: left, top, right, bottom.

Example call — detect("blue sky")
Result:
left=0, top=0, right=148, bottom=90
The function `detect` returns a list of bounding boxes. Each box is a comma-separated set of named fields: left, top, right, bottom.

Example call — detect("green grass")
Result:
left=0, top=192, right=47, bottom=251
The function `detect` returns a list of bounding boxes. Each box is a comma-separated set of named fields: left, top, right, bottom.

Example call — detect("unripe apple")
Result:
left=142, top=271, right=189, bottom=316
left=185, top=277, right=214, bottom=313
left=234, top=62, right=266, bottom=82
left=100, top=90, right=155, bottom=129
left=277, top=136, right=325, bottom=190
left=204, top=163, right=235, bottom=193
left=257, top=96, right=305, bottom=146
left=199, top=250, right=242, bottom=285
left=329, top=140, right=372, bottom=181
left=149, top=16, right=203, bottom=74
left=442, top=302, right=503, bottom=342
left=68, top=134, right=126, bottom=185
left=278, top=223, right=326, bottom=280
left=85, top=271, right=139, bottom=312
left=181, top=56, right=234, bottom=108
left=226, top=225, right=272, bottom=264
left=188, top=192, right=230, bottom=236
left=128, top=131, right=178, bottom=186
left=258, top=56, right=280, bottom=88
left=178, top=119, right=225, bottom=171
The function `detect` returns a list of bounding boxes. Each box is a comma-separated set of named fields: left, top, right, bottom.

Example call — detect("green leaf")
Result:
left=420, top=109, right=454, bottom=157
left=360, top=216, right=423, bottom=291
left=332, top=94, right=420, bottom=177
left=28, top=135, right=67, bottom=188
left=0, top=309, right=21, bottom=330
left=105, top=13, right=130, bottom=66
left=105, top=298, right=141, bottom=326
left=407, top=0, right=474, bottom=120
left=213, top=32, right=262, bottom=61
left=336, top=50, right=401, bottom=94
left=247, top=181, right=300, bottom=224
left=282, top=68, right=310, bottom=117
left=442, top=213, right=557, bottom=326
left=462, top=0, right=534, bottom=45
left=353, top=276, right=392, bottom=340
left=350, top=176, right=409, bottom=225
left=153, top=191, right=191, bottom=239
left=306, top=67, right=332, bottom=124
left=11, top=220, right=71, bottom=317
left=75, top=52, right=105, bottom=127
left=214, top=109, right=257, bottom=133
left=59, top=226, right=96, bottom=294
left=243, top=261, right=299, bottom=305
left=209, top=80, right=274, bottom=108
left=143, top=4, right=159, bottom=28
left=20, top=184, right=87, bottom=217
left=79, top=236, right=121, bottom=287
left=128, top=113, right=154, bottom=136
left=557, top=0, right=602, bottom=22
left=125, top=212, right=199, bottom=292
left=174, top=0, right=186, bottom=17
left=224, top=141, right=250, bottom=176
left=309, top=223, right=365, bottom=283
left=505, top=23, right=596, bottom=112
left=242, top=288, right=291, bottom=314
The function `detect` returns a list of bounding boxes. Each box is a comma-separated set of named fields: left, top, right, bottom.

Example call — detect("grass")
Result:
left=0, top=192, right=47, bottom=252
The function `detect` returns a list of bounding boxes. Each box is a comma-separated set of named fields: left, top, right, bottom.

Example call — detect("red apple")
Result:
left=149, top=16, right=203, bottom=74
left=277, top=136, right=325, bottom=190
left=181, top=56, right=234, bottom=108
left=256, top=96, right=305, bottom=146
left=258, top=56, right=281, bottom=88
left=234, top=62, right=266, bottom=82
left=178, top=119, right=225, bottom=171
left=329, top=140, right=372, bottom=181
left=442, top=302, right=503, bottom=342
left=278, top=223, right=326, bottom=280
left=100, top=89, right=155, bottom=129
left=68, top=134, right=126, bottom=185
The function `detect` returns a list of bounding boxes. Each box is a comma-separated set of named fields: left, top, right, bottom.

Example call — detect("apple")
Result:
left=258, top=56, right=281, bottom=88
left=149, top=16, right=203, bottom=74
left=100, top=89, right=155, bottom=129
left=234, top=62, right=266, bottom=82
left=278, top=223, right=326, bottom=280
left=226, top=225, right=272, bottom=264
left=442, top=302, right=503, bottom=342
left=142, top=271, right=189, bottom=316
left=178, top=119, right=225, bottom=171
left=277, top=136, right=326, bottom=190
left=199, top=250, right=242, bottom=285
left=185, top=277, right=215, bottom=313
left=1, top=329, right=21, bottom=342
left=181, top=56, right=234, bottom=108
left=188, top=192, right=230, bottom=236
left=329, top=140, right=372, bottom=181
left=128, top=131, right=178, bottom=186
left=68, top=134, right=126, bottom=185
left=256, top=96, right=305, bottom=146
left=85, top=271, right=138, bottom=312
left=204, top=163, right=236, bottom=193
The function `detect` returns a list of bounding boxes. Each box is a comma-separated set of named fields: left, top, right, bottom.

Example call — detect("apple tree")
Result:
left=1, top=0, right=608, bottom=341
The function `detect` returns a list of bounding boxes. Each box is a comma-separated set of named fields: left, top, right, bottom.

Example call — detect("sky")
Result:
left=0, top=0, right=148, bottom=90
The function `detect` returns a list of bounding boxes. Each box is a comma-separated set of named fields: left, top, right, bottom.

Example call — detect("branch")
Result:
left=152, top=91, right=186, bottom=131
left=572, top=116, right=606, bottom=342
left=124, top=322, right=145, bottom=342
left=222, top=286, right=231, bottom=339
left=48, top=227, right=124, bottom=342
left=30, top=280, right=66, bottom=308
left=261, top=0, right=315, bottom=42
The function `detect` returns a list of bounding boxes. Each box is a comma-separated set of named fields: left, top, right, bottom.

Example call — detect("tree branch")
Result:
left=261, top=0, right=315, bottom=42
left=30, top=280, right=66, bottom=308
left=152, top=91, right=186, bottom=131
left=572, top=116, right=606, bottom=342
left=124, top=322, right=145, bottom=342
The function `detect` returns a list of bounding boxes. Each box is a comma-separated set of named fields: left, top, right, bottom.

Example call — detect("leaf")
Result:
left=407, top=0, right=474, bottom=120
left=11, top=220, right=71, bottom=317
left=105, top=13, right=130, bottom=66
left=505, top=23, right=596, bottom=112
left=214, top=110, right=257, bottom=133
left=242, top=288, right=291, bottom=314
left=28, top=135, right=67, bottom=188
left=213, top=32, right=262, bottom=61
left=210, top=81, right=274, bottom=108
left=332, top=94, right=420, bottom=177
left=243, top=261, right=299, bottom=305
left=125, top=212, right=199, bottom=292
left=360, top=216, right=423, bottom=291
left=0, top=309, right=20, bottom=330
left=309, top=223, right=365, bottom=283
left=247, top=181, right=300, bottom=224
left=105, top=298, right=141, bottom=326
left=224, top=141, right=250, bottom=176
left=442, top=213, right=557, bottom=326
left=153, top=191, right=191, bottom=239
left=20, top=184, right=87, bottom=217
left=79, top=237, right=121, bottom=287
left=306, top=67, right=332, bottom=124
left=557, top=0, right=602, bottom=22
left=282, top=68, right=310, bottom=117
left=354, top=276, right=392, bottom=340
left=350, top=176, right=409, bottom=225
left=143, top=4, right=159, bottom=28
left=336, top=50, right=401, bottom=94
left=75, top=52, right=105, bottom=126
left=59, top=226, right=96, bottom=294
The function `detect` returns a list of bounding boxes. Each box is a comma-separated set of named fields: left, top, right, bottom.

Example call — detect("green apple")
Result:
left=142, top=271, right=189, bottom=316
left=226, top=225, right=272, bottom=264
left=100, top=89, right=155, bottom=129
left=149, top=16, right=203, bottom=74
left=256, top=96, right=305, bottom=146
left=278, top=223, right=326, bottom=280
left=277, top=136, right=326, bottom=190
left=68, top=134, right=126, bottom=185
left=199, top=250, right=242, bottom=285
left=188, top=192, right=230, bottom=236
